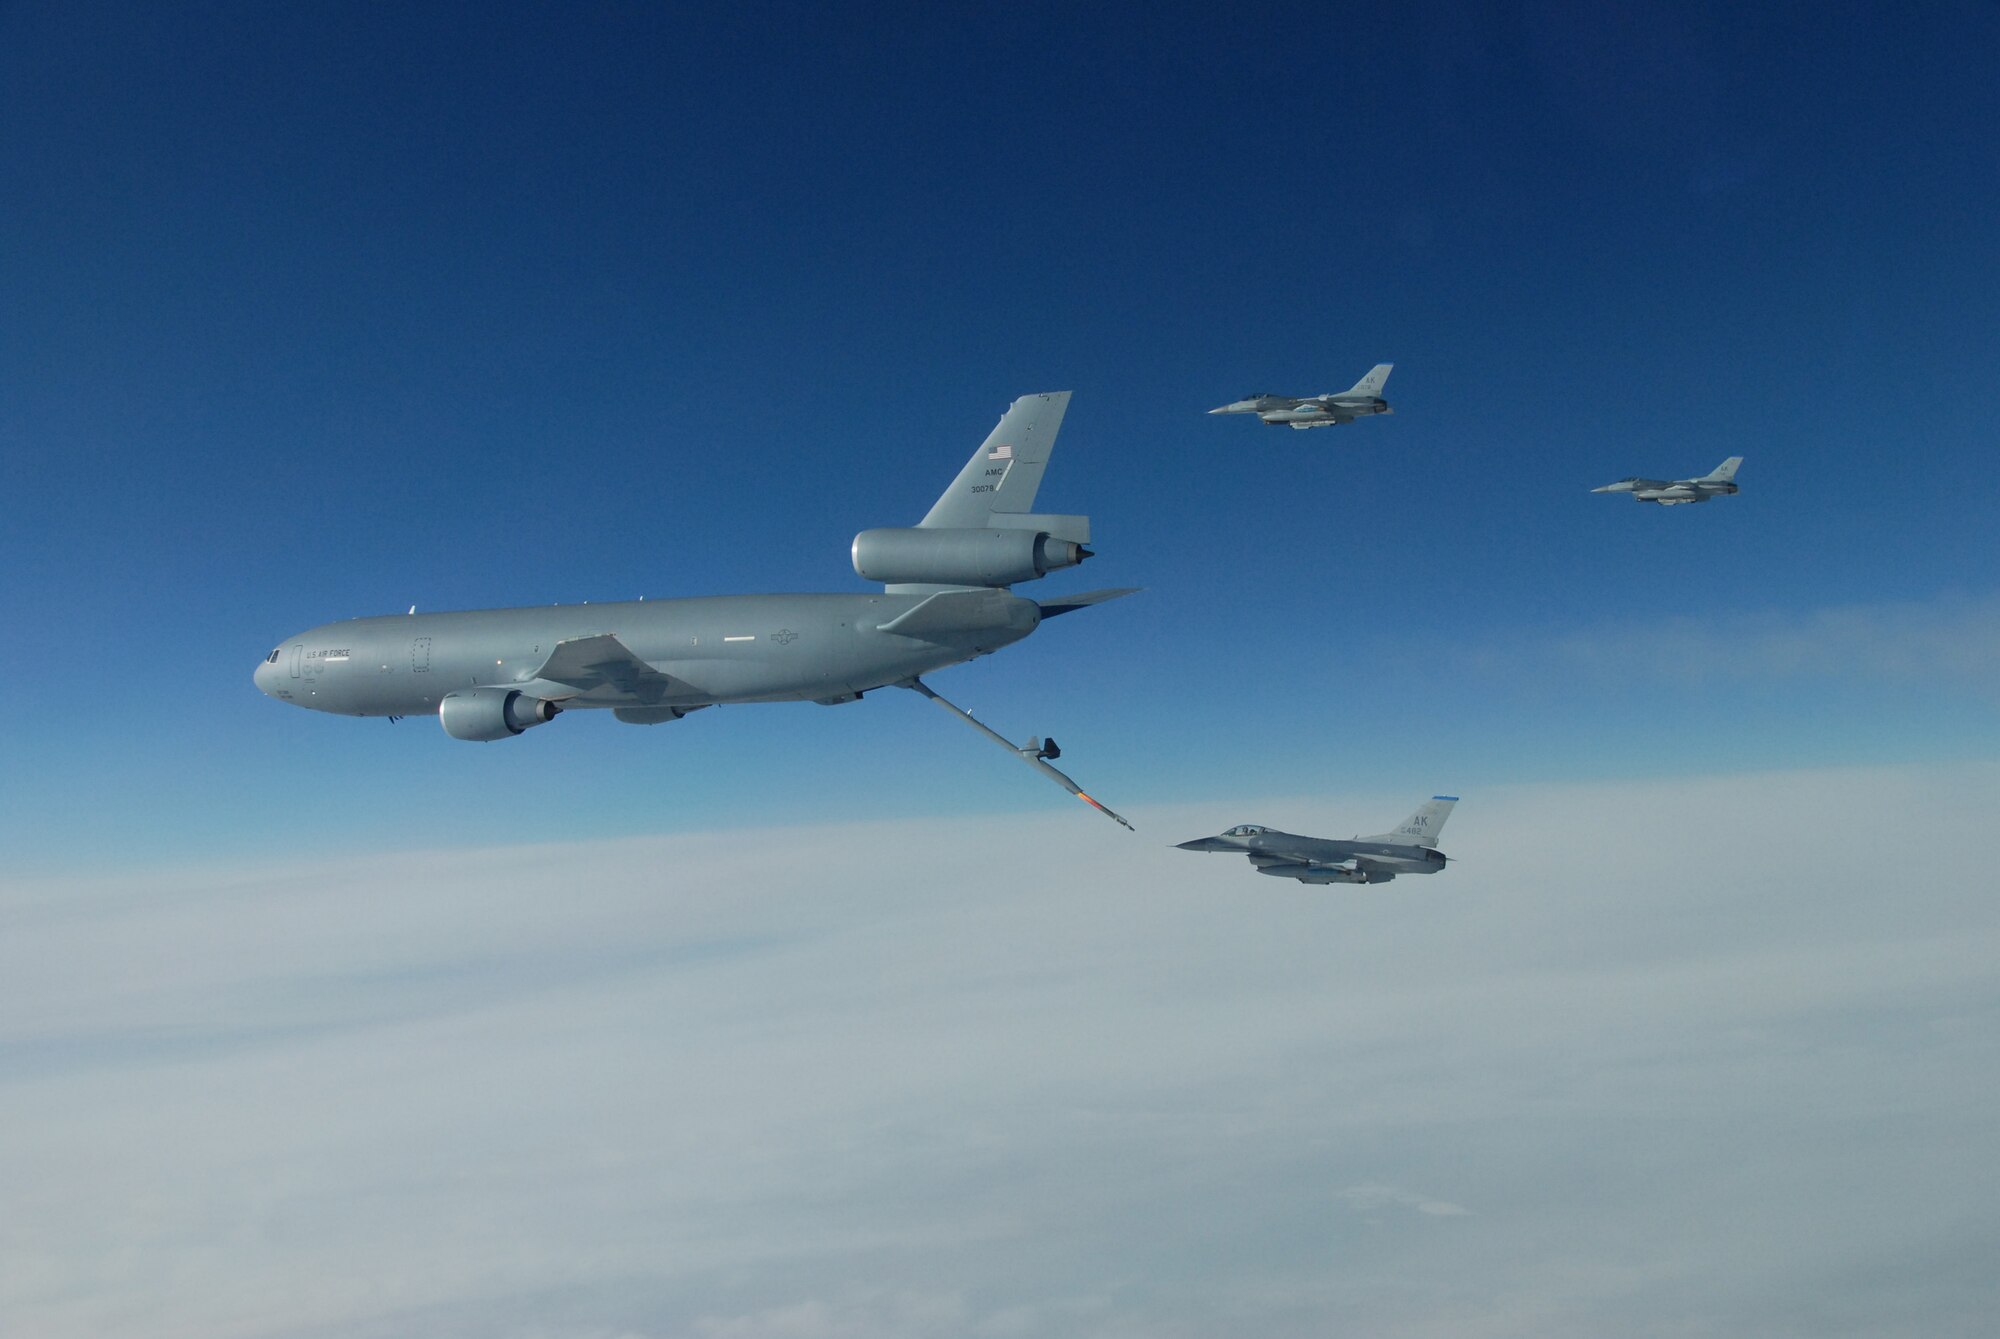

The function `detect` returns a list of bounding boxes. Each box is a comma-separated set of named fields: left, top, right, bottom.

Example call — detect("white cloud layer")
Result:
left=3, top=762, right=1998, bottom=1338
left=1442, top=592, right=2000, bottom=695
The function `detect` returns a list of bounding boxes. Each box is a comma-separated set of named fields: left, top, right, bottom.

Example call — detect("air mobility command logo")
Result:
left=973, top=442, right=1015, bottom=494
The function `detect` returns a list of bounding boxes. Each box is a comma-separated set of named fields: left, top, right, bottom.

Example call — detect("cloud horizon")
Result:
left=3, top=761, right=1996, bottom=1338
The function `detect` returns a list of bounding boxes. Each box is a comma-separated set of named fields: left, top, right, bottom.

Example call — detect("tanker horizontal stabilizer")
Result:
left=875, top=588, right=1021, bottom=637
left=1037, top=587, right=1141, bottom=619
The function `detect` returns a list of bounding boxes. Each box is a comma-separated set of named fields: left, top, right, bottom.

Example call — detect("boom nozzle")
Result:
left=902, top=679, right=1133, bottom=830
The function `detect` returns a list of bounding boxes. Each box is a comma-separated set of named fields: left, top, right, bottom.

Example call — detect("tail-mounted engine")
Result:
left=852, top=526, right=1089, bottom=588
left=439, top=687, right=562, bottom=741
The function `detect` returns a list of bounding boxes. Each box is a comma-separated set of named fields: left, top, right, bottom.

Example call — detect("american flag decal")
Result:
left=987, top=443, right=1014, bottom=460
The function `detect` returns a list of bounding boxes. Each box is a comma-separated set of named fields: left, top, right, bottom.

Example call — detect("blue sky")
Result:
left=4, top=8, right=2000, bottom=1337
left=3, top=0, right=1996, bottom=866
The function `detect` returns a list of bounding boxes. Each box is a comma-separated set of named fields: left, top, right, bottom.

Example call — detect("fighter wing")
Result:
left=528, top=633, right=680, bottom=698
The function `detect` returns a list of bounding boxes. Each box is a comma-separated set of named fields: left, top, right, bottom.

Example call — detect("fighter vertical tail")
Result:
left=1340, top=363, right=1393, bottom=398
left=1702, top=456, right=1744, bottom=482
left=1365, top=796, right=1457, bottom=847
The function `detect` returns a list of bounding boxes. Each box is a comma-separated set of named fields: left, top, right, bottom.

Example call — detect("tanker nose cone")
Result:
left=254, top=658, right=273, bottom=696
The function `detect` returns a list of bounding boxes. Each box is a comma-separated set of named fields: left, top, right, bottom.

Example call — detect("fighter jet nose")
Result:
left=1176, top=837, right=1225, bottom=851
left=1207, top=406, right=1229, bottom=414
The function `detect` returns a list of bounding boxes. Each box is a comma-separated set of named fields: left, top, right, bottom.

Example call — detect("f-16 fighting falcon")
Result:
left=1176, top=797, right=1457, bottom=884
left=256, top=392, right=1139, bottom=827
left=1208, top=363, right=1393, bottom=429
left=1592, top=456, right=1743, bottom=505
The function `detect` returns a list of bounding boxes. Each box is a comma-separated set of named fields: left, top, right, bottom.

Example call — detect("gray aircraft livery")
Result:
left=255, top=392, right=1139, bottom=827
left=1208, top=364, right=1393, bottom=429
left=1592, top=456, right=1743, bottom=505
left=1176, top=797, right=1458, bottom=884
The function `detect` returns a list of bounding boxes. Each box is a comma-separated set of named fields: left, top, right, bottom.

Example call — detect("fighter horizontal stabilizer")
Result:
left=1037, top=587, right=1141, bottom=619
left=529, top=633, right=682, bottom=697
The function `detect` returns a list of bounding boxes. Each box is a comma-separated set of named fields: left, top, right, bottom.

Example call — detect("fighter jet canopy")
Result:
left=1223, top=824, right=1269, bottom=837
